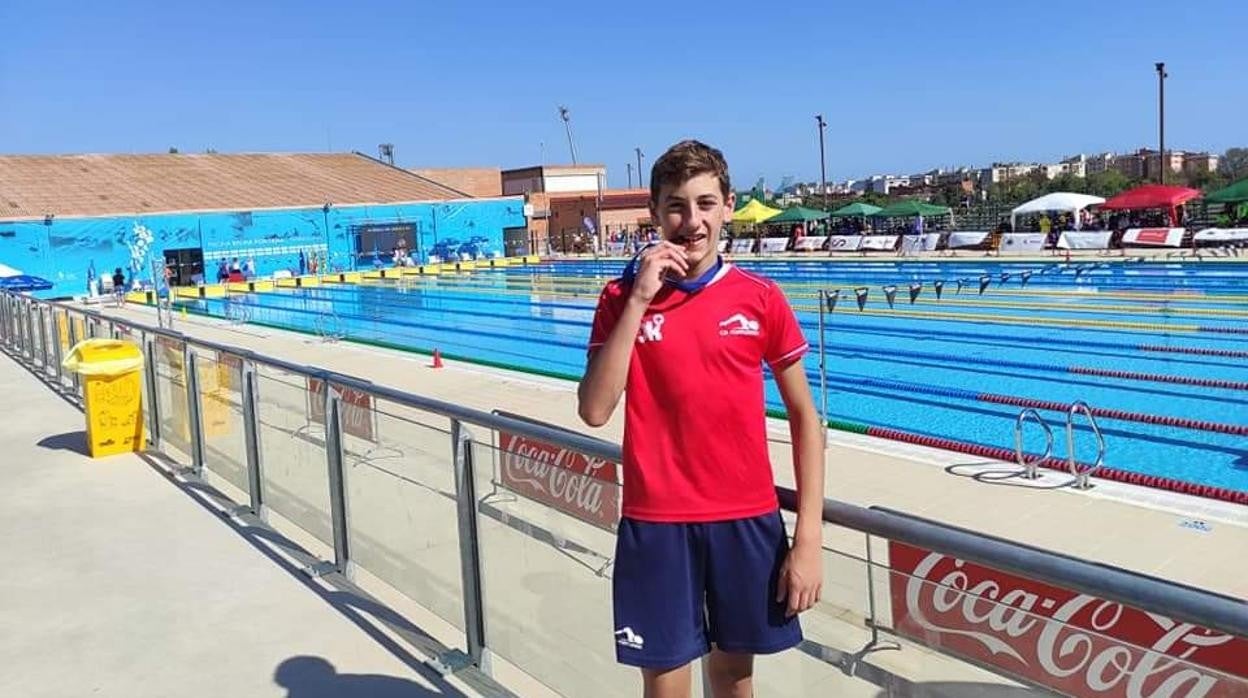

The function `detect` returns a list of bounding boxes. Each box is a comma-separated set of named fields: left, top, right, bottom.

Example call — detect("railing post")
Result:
left=323, top=382, right=351, bottom=572
left=184, top=346, right=206, bottom=475
left=452, top=419, right=489, bottom=670
left=67, top=316, right=81, bottom=397
left=27, top=301, right=39, bottom=363
left=50, top=309, right=64, bottom=386
left=143, top=335, right=162, bottom=450
left=38, top=305, right=51, bottom=376
left=241, top=361, right=264, bottom=516
left=16, top=300, right=29, bottom=357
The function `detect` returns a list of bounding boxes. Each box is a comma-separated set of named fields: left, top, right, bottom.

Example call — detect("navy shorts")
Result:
left=612, top=511, right=802, bottom=668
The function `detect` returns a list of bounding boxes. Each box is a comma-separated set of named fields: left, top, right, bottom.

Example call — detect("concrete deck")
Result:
left=0, top=347, right=509, bottom=698
left=63, top=301, right=1245, bottom=695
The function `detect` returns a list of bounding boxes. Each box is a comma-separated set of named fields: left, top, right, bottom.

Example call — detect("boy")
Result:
left=578, top=140, right=825, bottom=698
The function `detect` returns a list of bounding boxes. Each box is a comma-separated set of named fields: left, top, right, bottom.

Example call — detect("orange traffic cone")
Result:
left=431, top=349, right=443, bottom=369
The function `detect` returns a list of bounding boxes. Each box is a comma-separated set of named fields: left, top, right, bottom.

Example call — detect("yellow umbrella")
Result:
left=731, top=199, right=783, bottom=224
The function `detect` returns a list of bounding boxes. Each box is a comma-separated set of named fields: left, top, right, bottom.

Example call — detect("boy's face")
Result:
left=651, top=173, right=735, bottom=271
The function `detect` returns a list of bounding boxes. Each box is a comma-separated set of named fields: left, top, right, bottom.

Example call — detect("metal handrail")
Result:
left=4, top=291, right=1245, bottom=643
left=1013, top=407, right=1053, bottom=480
left=1067, top=400, right=1106, bottom=490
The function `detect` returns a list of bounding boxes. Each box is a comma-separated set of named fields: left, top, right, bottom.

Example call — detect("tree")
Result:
left=1085, top=170, right=1134, bottom=198
left=1219, top=147, right=1248, bottom=181
left=168, top=146, right=179, bottom=154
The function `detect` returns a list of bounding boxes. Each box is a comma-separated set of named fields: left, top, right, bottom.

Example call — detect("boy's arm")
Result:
left=577, top=243, right=688, bottom=427
left=773, top=358, right=826, bottom=617
left=577, top=295, right=647, bottom=426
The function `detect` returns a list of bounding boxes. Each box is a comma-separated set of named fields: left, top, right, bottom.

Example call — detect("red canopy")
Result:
left=1101, top=184, right=1200, bottom=210
left=1100, top=185, right=1200, bottom=226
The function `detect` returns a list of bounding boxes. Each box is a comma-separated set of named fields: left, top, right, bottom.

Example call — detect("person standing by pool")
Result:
left=578, top=140, right=824, bottom=698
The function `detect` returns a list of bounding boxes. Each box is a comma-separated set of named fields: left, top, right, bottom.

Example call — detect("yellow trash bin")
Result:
left=62, top=339, right=146, bottom=458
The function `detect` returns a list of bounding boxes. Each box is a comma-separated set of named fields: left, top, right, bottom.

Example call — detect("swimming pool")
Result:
left=185, top=259, right=1248, bottom=498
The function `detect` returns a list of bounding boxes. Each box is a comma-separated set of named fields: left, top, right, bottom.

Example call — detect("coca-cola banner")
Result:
left=307, top=377, right=377, bottom=443
left=1123, top=228, right=1185, bottom=248
left=494, top=412, right=620, bottom=531
left=888, top=541, right=1248, bottom=697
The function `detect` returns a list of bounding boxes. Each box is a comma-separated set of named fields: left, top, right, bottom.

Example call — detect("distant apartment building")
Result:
left=980, top=162, right=1039, bottom=185
left=1182, top=152, right=1220, bottom=175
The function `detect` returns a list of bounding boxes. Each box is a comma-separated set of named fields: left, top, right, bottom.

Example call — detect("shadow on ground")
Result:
left=274, top=656, right=440, bottom=697
left=37, top=431, right=89, bottom=456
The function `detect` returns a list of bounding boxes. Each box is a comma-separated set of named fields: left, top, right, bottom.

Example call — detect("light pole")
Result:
left=1155, top=62, right=1167, bottom=185
left=635, top=148, right=645, bottom=189
left=627, top=162, right=633, bottom=188
left=558, top=106, right=578, bottom=164
left=815, top=114, right=828, bottom=210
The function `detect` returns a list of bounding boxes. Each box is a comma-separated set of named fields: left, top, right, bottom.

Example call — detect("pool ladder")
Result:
left=1014, top=401, right=1106, bottom=489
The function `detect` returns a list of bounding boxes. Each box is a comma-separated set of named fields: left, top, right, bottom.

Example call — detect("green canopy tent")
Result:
left=767, top=206, right=830, bottom=224
left=829, top=201, right=882, bottom=217
left=869, top=200, right=952, bottom=218
left=1205, top=179, right=1248, bottom=204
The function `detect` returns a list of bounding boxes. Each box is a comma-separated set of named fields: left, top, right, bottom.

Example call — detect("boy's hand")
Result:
left=630, top=242, right=688, bottom=303
left=777, top=538, right=823, bottom=618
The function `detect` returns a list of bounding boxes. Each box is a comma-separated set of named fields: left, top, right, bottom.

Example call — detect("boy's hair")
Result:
left=649, top=140, right=732, bottom=204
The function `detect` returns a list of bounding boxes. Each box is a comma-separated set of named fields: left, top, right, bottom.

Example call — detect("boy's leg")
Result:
left=641, top=665, right=693, bottom=698
left=705, top=649, right=754, bottom=698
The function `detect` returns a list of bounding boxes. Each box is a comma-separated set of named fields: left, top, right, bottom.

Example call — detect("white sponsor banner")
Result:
left=998, top=233, right=1046, bottom=252
left=730, top=238, right=755, bottom=254
left=860, top=235, right=899, bottom=251
left=758, top=238, right=789, bottom=254
left=716, top=240, right=728, bottom=252
left=793, top=235, right=828, bottom=251
left=1122, top=227, right=1185, bottom=247
left=605, top=242, right=627, bottom=255
left=901, top=233, right=942, bottom=252
left=1056, top=231, right=1112, bottom=250
left=1194, top=228, right=1248, bottom=242
left=947, top=231, right=991, bottom=248
left=826, top=235, right=862, bottom=252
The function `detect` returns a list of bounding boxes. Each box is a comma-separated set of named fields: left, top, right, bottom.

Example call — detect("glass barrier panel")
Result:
left=472, top=434, right=638, bottom=697
left=153, top=335, right=192, bottom=464
left=194, top=351, right=249, bottom=499
left=340, top=397, right=465, bottom=634
left=253, top=364, right=334, bottom=554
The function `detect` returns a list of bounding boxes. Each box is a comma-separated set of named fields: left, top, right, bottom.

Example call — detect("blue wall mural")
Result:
left=0, top=198, right=525, bottom=296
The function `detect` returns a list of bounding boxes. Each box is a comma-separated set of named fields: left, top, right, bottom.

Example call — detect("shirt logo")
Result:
left=718, top=313, right=760, bottom=337
left=615, top=627, right=645, bottom=650
left=637, top=314, right=665, bottom=344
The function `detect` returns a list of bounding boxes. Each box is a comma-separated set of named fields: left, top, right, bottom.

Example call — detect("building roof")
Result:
left=409, top=167, right=501, bottom=198
left=0, top=152, right=470, bottom=221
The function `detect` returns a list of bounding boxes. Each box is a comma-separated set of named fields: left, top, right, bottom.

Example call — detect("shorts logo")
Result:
left=615, top=626, right=645, bottom=650
left=718, top=313, right=760, bottom=337
left=637, top=314, right=665, bottom=344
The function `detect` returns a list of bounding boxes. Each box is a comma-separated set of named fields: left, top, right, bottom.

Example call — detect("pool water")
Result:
left=188, top=259, right=1248, bottom=495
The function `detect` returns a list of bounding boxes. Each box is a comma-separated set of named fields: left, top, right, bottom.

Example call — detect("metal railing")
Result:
left=1, top=290, right=1245, bottom=697
left=1013, top=407, right=1054, bottom=480
left=1067, top=400, right=1107, bottom=490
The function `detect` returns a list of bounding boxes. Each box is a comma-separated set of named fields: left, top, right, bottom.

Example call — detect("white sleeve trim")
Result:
left=768, top=343, right=809, bottom=367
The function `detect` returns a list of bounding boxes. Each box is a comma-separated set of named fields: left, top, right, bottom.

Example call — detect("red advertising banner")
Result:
left=887, top=541, right=1248, bottom=697
left=307, top=377, right=377, bottom=443
left=495, top=422, right=620, bottom=532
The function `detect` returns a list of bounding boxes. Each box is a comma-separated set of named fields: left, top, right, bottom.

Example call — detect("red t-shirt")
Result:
left=588, top=264, right=808, bottom=522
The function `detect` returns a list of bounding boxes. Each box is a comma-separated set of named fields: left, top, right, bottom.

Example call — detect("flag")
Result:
left=1000, top=272, right=1011, bottom=284
left=883, top=284, right=898, bottom=308
left=908, top=282, right=922, bottom=304
left=855, top=286, right=869, bottom=311
left=934, top=280, right=944, bottom=299
left=978, top=275, right=991, bottom=295
left=1021, top=270, right=1033, bottom=286
left=955, top=279, right=966, bottom=295
left=825, top=289, right=840, bottom=313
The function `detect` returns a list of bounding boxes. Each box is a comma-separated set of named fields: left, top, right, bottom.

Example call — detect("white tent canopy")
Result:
left=1010, top=192, right=1106, bottom=230
left=0, top=263, right=23, bottom=278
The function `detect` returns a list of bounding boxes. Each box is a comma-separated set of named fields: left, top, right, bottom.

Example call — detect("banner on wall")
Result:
left=1194, top=228, right=1248, bottom=242
left=307, top=377, right=377, bottom=443
left=860, top=235, right=899, bottom=251
left=901, top=233, right=942, bottom=252
left=730, top=238, right=755, bottom=254
left=493, top=410, right=620, bottom=531
left=605, top=242, right=627, bottom=255
left=998, top=233, right=1046, bottom=252
left=758, top=238, right=789, bottom=254
left=793, top=236, right=828, bottom=252
left=947, top=231, right=991, bottom=249
left=888, top=540, right=1248, bottom=698
left=826, top=235, right=863, bottom=252
left=1122, top=228, right=1185, bottom=247
left=1057, top=231, right=1112, bottom=250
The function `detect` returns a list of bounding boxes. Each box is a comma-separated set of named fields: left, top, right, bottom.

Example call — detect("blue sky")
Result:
left=2, top=0, right=1244, bottom=188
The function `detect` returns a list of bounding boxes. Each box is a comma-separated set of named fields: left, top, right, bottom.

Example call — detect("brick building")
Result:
left=547, top=189, right=650, bottom=252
